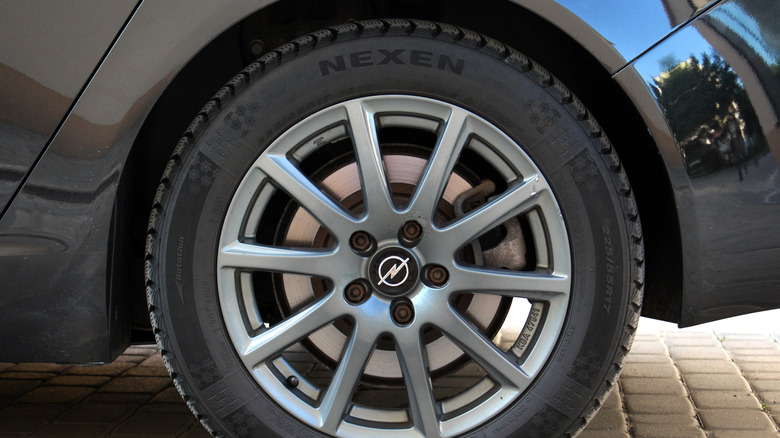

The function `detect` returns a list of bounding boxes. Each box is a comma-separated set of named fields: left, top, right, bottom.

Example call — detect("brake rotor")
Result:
left=278, top=153, right=507, bottom=380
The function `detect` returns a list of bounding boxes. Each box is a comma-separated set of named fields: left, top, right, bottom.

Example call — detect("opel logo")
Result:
left=377, top=256, right=410, bottom=287
left=369, top=247, right=418, bottom=295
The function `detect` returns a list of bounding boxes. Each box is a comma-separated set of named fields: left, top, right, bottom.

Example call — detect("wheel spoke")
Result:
left=220, top=241, right=345, bottom=278
left=320, top=326, right=378, bottom=433
left=345, top=101, right=396, bottom=219
left=438, top=310, right=530, bottom=389
left=242, top=294, right=340, bottom=368
left=255, top=155, right=358, bottom=238
left=407, top=109, right=470, bottom=218
left=438, top=176, right=544, bottom=252
left=395, top=330, right=442, bottom=438
left=450, top=265, right=570, bottom=301
left=217, top=95, right=575, bottom=437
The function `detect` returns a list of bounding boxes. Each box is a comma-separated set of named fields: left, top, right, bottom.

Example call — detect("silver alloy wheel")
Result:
left=217, top=95, right=571, bottom=437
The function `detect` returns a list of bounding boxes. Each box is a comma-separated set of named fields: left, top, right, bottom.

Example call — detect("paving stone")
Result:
left=664, top=330, right=710, bottom=336
left=0, top=379, right=40, bottom=398
left=628, top=341, right=667, bottom=355
left=675, top=359, right=741, bottom=374
left=709, top=431, right=780, bottom=438
left=734, top=362, right=780, bottom=373
left=621, top=378, right=686, bottom=396
left=6, top=364, right=72, bottom=373
left=684, top=374, right=751, bottom=392
left=690, top=390, right=762, bottom=409
left=667, top=346, right=730, bottom=360
left=586, top=391, right=626, bottom=430
left=98, top=376, right=171, bottom=394
left=664, top=336, right=720, bottom=347
left=621, top=362, right=678, bottom=378
left=0, top=416, right=47, bottom=433
left=727, top=348, right=780, bottom=357
left=602, top=389, right=622, bottom=410
left=113, top=354, right=147, bottom=363
left=578, top=430, right=630, bottom=437
left=18, top=386, right=94, bottom=404
left=123, top=366, right=171, bottom=377
left=722, top=340, right=779, bottom=350
left=751, top=379, right=780, bottom=392
left=631, top=423, right=706, bottom=437
left=111, top=412, right=194, bottom=436
left=585, top=408, right=626, bottom=431
left=743, top=372, right=780, bottom=381
left=761, top=391, right=780, bottom=404
left=123, top=346, right=158, bottom=356
left=139, top=354, right=165, bottom=367
left=44, top=375, right=111, bottom=387
left=0, top=372, right=57, bottom=380
left=59, top=402, right=137, bottom=423
left=716, top=333, right=766, bottom=340
left=630, top=414, right=698, bottom=425
left=30, top=421, right=112, bottom=437
left=624, top=394, right=694, bottom=415
left=150, top=387, right=182, bottom=403
left=85, top=392, right=152, bottom=404
left=139, top=402, right=192, bottom=414
left=0, top=404, right=67, bottom=420
left=65, top=362, right=135, bottom=377
left=624, top=353, right=674, bottom=364
left=698, top=408, right=776, bottom=430
left=730, top=355, right=780, bottom=363
left=635, top=332, right=662, bottom=340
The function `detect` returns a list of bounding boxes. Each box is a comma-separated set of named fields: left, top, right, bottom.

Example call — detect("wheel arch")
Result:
left=119, top=0, right=683, bottom=337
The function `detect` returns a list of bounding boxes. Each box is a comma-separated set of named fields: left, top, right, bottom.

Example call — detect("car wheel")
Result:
left=146, top=19, right=643, bottom=438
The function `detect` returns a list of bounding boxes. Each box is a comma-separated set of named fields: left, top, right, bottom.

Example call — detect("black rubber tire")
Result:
left=146, top=19, right=643, bottom=438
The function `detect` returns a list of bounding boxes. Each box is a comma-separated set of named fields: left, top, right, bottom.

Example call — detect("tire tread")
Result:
left=145, top=18, right=644, bottom=438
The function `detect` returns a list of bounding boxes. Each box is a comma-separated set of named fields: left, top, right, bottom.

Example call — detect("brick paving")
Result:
left=581, top=320, right=780, bottom=438
left=1, top=320, right=779, bottom=437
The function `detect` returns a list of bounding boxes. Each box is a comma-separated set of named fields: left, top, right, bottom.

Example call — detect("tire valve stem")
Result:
left=285, top=375, right=299, bottom=389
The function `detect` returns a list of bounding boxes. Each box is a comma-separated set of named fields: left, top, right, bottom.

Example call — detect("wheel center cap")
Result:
left=369, top=247, right=419, bottom=295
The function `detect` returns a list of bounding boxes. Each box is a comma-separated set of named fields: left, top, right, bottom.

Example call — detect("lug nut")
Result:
left=392, top=302, right=414, bottom=325
left=345, top=281, right=368, bottom=304
left=401, top=221, right=422, bottom=241
left=350, top=231, right=372, bottom=253
left=426, top=265, right=449, bottom=287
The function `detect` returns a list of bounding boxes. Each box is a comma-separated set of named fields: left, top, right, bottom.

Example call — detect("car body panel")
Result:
left=518, top=0, right=718, bottom=73
left=620, top=0, right=780, bottom=325
left=0, top=0, right=139, bottom=214
left=0, top=0, right=275, bottom=362
left=0, top=0, right=777, bottom=362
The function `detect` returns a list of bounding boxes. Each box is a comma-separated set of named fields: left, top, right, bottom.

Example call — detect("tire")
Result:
left=146, top=19, right=643, bottom=438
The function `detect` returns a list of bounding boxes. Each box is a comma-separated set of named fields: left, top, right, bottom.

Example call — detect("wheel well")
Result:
left=119, top=0, right=682, bottom=337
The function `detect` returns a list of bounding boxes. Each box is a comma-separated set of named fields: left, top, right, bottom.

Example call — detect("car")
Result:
left=1, top=0, right=778, bottom=436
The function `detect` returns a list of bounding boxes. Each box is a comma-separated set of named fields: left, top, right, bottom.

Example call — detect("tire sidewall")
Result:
left=158, top=33, right=632, bottom=438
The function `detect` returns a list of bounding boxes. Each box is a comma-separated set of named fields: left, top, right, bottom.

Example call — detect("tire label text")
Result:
left=319, top=50, right=465, bottom=76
